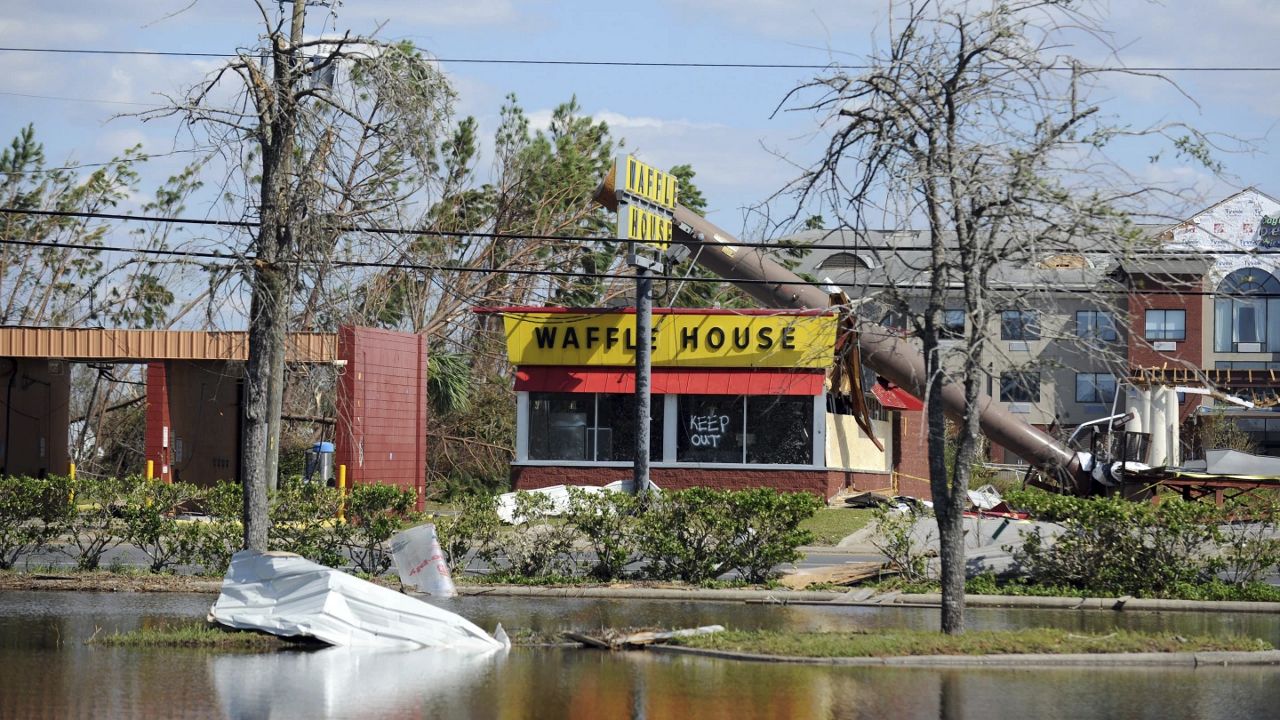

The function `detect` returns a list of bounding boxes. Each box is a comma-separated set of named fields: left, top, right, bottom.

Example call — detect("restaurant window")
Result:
left=746, top=395, right=813, bottom=465
left=678, top=394, right=814, bottom=465
left=528, top=392, right=662, bottom=462
left=1000, top=310, right=1039, bottom=341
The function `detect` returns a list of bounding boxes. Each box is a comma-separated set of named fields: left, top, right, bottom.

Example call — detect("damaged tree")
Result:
left=782, top=0, right=1218, bottom=633
left=154, top=1, right=454, bottom=549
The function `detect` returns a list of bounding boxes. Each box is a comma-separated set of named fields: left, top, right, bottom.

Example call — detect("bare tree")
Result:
left=153, top=1, right=455, bottom=550
left=782, top=0, right=1218, bottom=633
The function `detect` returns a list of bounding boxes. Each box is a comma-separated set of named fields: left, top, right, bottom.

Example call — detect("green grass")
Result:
left=800, top=508, right=874, bottom=546
left=673, top=628, right=1272, bottom=658
left=91, top=622, right=292, bottom=649
left=872, top=574, right=1280, bottom=603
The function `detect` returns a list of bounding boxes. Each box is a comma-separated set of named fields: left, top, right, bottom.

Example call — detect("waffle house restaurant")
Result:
left=479, top=307, right=895, bottom=499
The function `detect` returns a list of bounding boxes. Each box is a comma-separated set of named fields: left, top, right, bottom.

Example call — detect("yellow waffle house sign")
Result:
left=500, top=310, right=836, bottom=369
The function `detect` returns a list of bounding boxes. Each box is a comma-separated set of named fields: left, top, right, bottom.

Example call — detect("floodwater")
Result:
left=1, top=591, right=1278, bottom=719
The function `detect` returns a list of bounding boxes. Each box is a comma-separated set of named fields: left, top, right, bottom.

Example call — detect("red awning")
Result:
left=515, top=367, right=825, bottom=396
left=871, top=381, right=924, bottom=411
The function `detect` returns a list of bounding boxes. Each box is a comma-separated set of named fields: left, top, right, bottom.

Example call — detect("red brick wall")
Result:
left=336, top=326, right=427, bottom=509
left=144, top=362, right=172, bottom=482
left=511, top=466, right=897, bottom=500
left=1129, top=274, right=1204, bottom=368
left=894, top=410, right=931, bottom=498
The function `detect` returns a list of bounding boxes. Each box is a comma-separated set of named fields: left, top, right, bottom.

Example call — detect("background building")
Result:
left=795, top=188, right=1280, bottom=465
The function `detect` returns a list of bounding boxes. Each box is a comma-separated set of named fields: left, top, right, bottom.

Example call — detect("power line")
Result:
left=0, top=47, right=230, bottom=59
left=4, top=46, right=1280, bottom=73
left=1, top=206, right=1278, bottom=299
left=4, top=205, right=1279, bottom=258
left=0, top=148, right=210, bottom=175
left=0, top=90, right=157, bottom=108
left=0, top=46, right=836, bottom=68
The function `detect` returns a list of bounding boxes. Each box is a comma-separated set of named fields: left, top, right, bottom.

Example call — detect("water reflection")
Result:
left=210, top=647, right=505, bottom=719
left=2, top=592, right=1280, bottom=719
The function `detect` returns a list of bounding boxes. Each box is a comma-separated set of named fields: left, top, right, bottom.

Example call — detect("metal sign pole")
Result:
left=612, top=155, right=677, bottom=496
left=634, top=254, right=654, bottom=495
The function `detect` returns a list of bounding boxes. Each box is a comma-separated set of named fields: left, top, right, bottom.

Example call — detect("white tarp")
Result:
left=389, top=523, right=457, bottom=597
left=495, top=479, right=654, bottom=523
left=209, top=550, right=504, bottom=651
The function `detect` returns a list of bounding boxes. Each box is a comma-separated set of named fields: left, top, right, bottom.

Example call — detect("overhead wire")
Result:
left=2, top=205, right=1269, bottom=256
left=0, top=205, right=1275, bottom=299
left=0, top=90, right=158, bottom=108
left=3, top=46, right=1280, bottom=73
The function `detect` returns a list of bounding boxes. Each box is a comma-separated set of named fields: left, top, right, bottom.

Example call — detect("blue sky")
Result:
left=1, top=0, right=1278, bottom=234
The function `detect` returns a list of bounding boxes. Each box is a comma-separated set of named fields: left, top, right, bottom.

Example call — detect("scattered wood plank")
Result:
left=621, top=625, right=725, bottom=647
left=562, top=631, right=612, bottom=649
left=563, top=625, right=725, bottom=650
left=776, top=562, right=890, bottom=590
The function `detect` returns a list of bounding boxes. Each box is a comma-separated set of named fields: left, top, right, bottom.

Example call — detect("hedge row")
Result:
left=873, top=487, right=1280, bottom=598
left=1, top=475, right=823, bottom=585
left=437, top=486, right=823, bottom=584
left=0, top=474, right=414, bottom=575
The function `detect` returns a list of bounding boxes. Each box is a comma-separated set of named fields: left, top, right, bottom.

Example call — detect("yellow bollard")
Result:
left=337, top=464, right=347, bottom=523
left=146, top=460, right=154, bottom=481
left=69, top=463, right=76, bottom=481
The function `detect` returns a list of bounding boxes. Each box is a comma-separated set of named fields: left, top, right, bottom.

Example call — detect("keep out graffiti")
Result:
left=688, top=414, right=731, bottom=448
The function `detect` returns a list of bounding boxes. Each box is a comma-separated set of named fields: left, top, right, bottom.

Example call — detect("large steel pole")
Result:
left=594, top=178, right=1079, bottom=481
left=668, top=205, right=1078, bottom=478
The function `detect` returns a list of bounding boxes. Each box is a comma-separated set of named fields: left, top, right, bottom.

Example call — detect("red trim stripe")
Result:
left=515, top=366, right=825, bottom=396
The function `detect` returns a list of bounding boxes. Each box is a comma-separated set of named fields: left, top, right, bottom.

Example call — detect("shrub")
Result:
left=188, top=481, right=243, bottom=576
left=435, top=493, right=500, bottom=574
left=59, top=475, right=135, bottom=570
left=1217, top=495, right=1280, bottom=586
left=120, top=480, right=202, bottom=573
left=0, top=474, right=73, bottom=569
left=1006, top=489, right=1221, bottom=596
left=635, top=488, right=735, bottom=583
left=338, top=483, right=417, bottom=575
left=722, top=488, right=822, bottom=583
left=268, top=480, right=343, bottom=567
left=870, top=503, right=934, bottom=583
left=490, top=491, right=579, bottom=579
left=564, top=487, right=637, bottom=580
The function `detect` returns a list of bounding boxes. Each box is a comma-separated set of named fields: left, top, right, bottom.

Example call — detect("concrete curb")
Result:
left=455, top=585, right=1280, bottom=614
left=899, top=593, right=1280, bottom=614
left=456, top=585, right=844, bottom=603
left=646, top=645, right=1280, bottom=667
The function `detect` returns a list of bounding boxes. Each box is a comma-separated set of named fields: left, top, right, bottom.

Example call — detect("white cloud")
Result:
left=340, top=0, right=538, bottom=29
left=594, top=111, right=720, bottom=132
left=665, top=0, right=882, bottom=43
